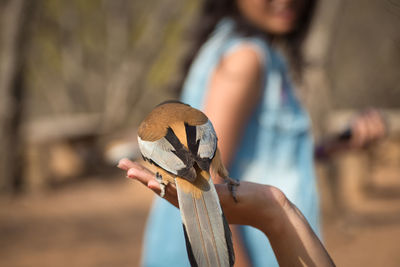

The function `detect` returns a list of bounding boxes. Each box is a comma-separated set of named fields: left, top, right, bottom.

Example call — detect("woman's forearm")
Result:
left=216, top=183, right=335, bottom=267
left=265, top=203, right=335, bottom=267
left=230, top=225, right=252, bottom=267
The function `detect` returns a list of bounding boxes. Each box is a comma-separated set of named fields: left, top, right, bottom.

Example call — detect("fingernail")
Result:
left=127, top=168, right=137, bottom=178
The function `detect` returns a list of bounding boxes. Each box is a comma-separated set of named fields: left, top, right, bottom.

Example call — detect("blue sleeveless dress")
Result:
left=141, top=18, right=320, bottom=267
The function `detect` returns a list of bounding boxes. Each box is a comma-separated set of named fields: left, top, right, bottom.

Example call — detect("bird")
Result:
left=137, top=100, right=238, bottom=267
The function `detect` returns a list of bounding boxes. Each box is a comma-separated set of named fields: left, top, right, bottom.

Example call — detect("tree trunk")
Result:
left=0, top=0, right=33, bottom=193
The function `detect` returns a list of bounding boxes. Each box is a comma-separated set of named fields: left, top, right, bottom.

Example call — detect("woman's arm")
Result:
left=118, top=159, right=336, bottom=267
left=217, top=180, right=335, bottom=267
left=204, top=44, right=262, bottom=165
left=203, top=44, right=263, bottom=267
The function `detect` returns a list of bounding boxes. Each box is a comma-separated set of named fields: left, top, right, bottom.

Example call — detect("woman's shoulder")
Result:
left=219, top=43, right=264, bottom=79
left=209, top=18, right=271, bottom=63
left=215, top=24, right=273, bottom=74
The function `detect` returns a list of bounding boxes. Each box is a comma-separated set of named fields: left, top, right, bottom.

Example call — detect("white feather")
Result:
left=196, top=120, right=217, bottom=160
left=138, top=136, right=185, bottom=175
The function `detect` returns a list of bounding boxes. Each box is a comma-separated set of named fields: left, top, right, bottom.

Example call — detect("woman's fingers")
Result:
left=351, top=118, right=366, bottom=147
left=350, top=109, right=386, bottom=148
left=368, top=109, right=387, bottom=138
left=118, top=158, right=158, bottom=189
left=118, top=158, right=154, bottom=186
left=117, top=158, right=136, bottom=171
left=117, top=158, right=179, bottom=207
left=127, top=163, right=155, bottom=185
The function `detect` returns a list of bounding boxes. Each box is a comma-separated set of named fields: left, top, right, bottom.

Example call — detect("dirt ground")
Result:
left=1, top=174, right=399, bottom=267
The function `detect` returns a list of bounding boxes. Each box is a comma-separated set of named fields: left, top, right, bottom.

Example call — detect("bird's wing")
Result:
left=138, top=135, right=186, bottom=175
left=138, top=127, right=196, bottom=181
left=197, top=120, right=217, bottom=159
left=186, top=120, right=217, bottom=171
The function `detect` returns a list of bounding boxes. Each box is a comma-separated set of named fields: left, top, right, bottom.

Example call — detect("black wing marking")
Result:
left=138, top=136, right=186, bottom=176
left=185, top=122, right=215, bottom=172
left=185, top=123, right=199, bottom=154
left=164, top=127, right=196, bottom=181
left=222, top=212, right=235, bottom=267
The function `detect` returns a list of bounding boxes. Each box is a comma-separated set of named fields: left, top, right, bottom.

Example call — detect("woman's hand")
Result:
left=348, top=109, right=386, bottom=148
left=117, top=158, right=335, bottom=267
left=117, top=158, right=287, bottom=231
left=315, top=109, right=387, bottom=159
left=118, top=158, right=179, bottom=208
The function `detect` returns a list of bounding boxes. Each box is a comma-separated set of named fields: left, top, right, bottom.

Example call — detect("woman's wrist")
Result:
left=215, top=182, right=292, bottom=236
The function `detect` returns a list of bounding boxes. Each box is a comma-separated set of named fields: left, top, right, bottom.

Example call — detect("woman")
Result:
left=142, top=0, right=385, bottom=266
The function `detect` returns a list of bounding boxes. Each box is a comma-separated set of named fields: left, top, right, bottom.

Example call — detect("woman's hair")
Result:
left=175, top=0, right=317, bottom=92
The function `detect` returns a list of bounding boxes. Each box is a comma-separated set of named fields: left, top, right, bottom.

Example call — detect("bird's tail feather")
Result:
left=175, top=171, right=234, bottom=267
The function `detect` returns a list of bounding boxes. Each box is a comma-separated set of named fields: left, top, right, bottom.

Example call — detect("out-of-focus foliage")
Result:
left=26, top=0, right=198, bottom=131
left=0, top=0, right=199, bottom=192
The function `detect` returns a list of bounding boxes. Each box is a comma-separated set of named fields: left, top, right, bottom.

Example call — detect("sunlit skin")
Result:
left=236, top=0, right=305, bottom=35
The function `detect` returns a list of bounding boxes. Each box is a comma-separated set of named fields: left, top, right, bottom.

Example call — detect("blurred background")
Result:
left=0, top=0, right=399, bottom=266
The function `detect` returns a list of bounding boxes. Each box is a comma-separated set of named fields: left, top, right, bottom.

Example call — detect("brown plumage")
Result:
left=138, top=102, right=208, bottom=142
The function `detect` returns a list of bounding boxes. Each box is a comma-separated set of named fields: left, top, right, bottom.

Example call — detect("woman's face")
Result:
left=236, top=0, right=305, bottom=35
